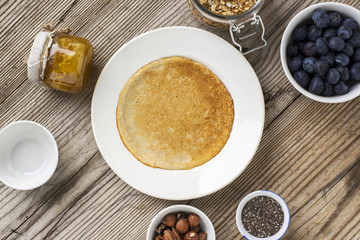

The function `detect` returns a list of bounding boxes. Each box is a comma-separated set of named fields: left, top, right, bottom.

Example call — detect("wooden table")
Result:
left=1, top=0, right=360, bottom=239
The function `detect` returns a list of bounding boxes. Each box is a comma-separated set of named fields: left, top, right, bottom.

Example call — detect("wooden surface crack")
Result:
left=56, top=0, right=78, bottom=26
left=315, top=157, right=360, bottom=237
left=290, top=134, right=360, bottom=218
left=0, top=77, right=27, bottom=106
left=264, top=93, right=301, bottom=128
left=289, top=155, right=360, bottom=238
left=2, top=150, right=99, bottom=240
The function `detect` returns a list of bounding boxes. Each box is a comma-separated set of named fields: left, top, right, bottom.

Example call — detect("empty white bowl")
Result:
left=0, top=121, right=58, bottom=190
left=280, top=2, right=360, bottom=103
left=146, top=204, right=215, bottom=240
left=236, top=190, right=290, bottom=240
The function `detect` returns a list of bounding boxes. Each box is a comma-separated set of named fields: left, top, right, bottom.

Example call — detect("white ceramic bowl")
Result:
left=236, top=190, right=290, bottom=240
left=280, top=2, right=360, bottom=103
left=146, top=204, right=216, bottom=240
left=0, top=121, right=58, bottom=190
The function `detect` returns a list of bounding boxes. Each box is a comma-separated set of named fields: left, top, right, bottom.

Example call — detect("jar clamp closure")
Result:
left=188, top=0, right=267, bottom=55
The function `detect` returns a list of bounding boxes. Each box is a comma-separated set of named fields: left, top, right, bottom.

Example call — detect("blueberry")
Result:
left=353, top=32, right=360, bottom=37
left=322, top=82, right=333, bottom=96
left=337, top=25, right=352, bottom=40
left=315, top=38, right=329, bottom=55
left=335, top=53, right=350, bottom=66
left=348, top=32, right=360, bottom=48
left=286, top=43, right=298, bottom=57
left=314, top=60, right=329, bottom=77
left=309, top=77, right=325, bottom=95
left=342, top=18, right=358, bottom=30
left=323, top=28, right=337, bottom=40
left=334, top=81, right=349, bottom=95
left=302, top=57, right=316, bottom=73
left=320, top=52, right=336, bottom=67
left=328, top=11, right=342, bottom=28
left=328, top=37, right=345, bottom=52
left=353, top=48, right=360, bottom=61
left=307, top=25, right=322, bottom=42
left=350, top=62, right=360, bottom=80
left=292, top=25, right=307, bottom=41
left=302, top=42, right=317, bottom=56
left=326, top=68, right=340, bottom=84
left=293, top=70, right=310, bottom=88
left=297, top=42, right=305, bottom=53
left=312, top=9, right=330, bottom=29
left=341, top=43, right=354, bottom=57
left=337, top=66, right=350, bottom=81
left=288, top=55, right=303, bottom=72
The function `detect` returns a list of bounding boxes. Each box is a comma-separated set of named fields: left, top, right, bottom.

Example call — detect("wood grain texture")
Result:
left=1, top=0, right=360, bottom=239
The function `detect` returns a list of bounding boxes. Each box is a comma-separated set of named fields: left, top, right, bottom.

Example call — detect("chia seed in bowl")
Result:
left=236, top=190, right=290, bottom=240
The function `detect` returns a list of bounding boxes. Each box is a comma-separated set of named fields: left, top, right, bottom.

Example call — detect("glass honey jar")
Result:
left=27, top=29, right=93, bottom=93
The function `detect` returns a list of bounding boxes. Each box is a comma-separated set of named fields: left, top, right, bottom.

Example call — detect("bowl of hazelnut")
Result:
left=146, top=204, right=215, bottom=240
left=280, top=2, right=360, bottom=103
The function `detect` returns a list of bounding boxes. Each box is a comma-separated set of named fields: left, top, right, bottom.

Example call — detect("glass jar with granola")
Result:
left=188, top=0, right=267, bottom=55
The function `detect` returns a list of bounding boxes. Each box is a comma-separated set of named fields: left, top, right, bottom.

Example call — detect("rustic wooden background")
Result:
left=1, top=0, right=360, bottom=239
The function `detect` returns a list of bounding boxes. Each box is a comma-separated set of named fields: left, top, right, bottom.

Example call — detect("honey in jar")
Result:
left=27, top=29, right=93, bottom=93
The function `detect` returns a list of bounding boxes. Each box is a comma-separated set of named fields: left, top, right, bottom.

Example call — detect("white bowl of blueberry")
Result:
left=280, top=2, right=360, bottom=103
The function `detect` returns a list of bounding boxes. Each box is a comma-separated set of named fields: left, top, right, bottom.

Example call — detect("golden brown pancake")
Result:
left=116, top=56, right=234, bottom=170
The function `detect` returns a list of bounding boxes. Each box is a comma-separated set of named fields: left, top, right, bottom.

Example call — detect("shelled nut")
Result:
left=176, top=219, right=190, bottom=234
left=191, top=225, right=201, bottom=233
left=184, top=231, right=200, bottom=240
left=188, top=213, right=201, bottom=227
left=198, top=232, right=207, bottom=240
left=155, top=235, right=163, bottom=240
left=154, top=212, right=207, bottom=240
left=163, top=229, right=176, bottom=240
left=171, top=227, right=182, bottom=240
left=163, top=214, right=177, bottom=227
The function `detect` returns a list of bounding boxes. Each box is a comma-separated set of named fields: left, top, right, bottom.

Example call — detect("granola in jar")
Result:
left=198, top=0, right=257, bottom=16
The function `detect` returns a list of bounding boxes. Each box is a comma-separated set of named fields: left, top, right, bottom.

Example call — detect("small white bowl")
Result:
left=280, top=2, right=360, bottom=103
left=146, top=204, right=216, bottom=240
left=0, top=121, right=58, bottom=190
left=236, top=190, right=290, bottom=240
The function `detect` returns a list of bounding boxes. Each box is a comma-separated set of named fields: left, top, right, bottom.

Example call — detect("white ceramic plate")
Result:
left=91, top=27, right=264, bottom=200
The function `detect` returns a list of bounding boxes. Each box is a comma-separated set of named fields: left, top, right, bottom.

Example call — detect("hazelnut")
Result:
left=184, top=231, right=199, bottom=240
left=155, top=235, right=164, bottom=240
left=188, top=213, right=200, bottom=227
left=175, top=218, right=190, bottom=234
left=163, top=214, right=177, bottom=227
left=163, top=229, right=176, bottom=240
left=171, top=227, right=182, bottom=240
left=198, top=232, right=207, bottom=240
left=191, top=225, right=201, bottom=233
